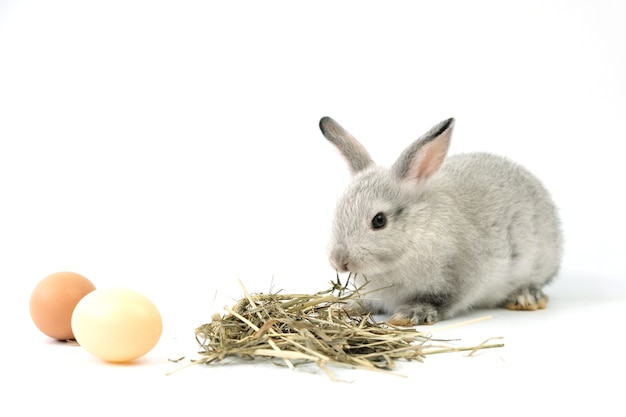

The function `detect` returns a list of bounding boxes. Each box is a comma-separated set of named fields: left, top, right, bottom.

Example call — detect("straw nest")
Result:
left=179, top=276, right=503, bottom=379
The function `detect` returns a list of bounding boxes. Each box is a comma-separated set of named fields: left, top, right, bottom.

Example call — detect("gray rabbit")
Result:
left=319, top=116, right=562, bottom=325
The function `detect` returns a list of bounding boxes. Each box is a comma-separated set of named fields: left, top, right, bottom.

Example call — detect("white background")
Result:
left=1, top=0, right=625, bottom=415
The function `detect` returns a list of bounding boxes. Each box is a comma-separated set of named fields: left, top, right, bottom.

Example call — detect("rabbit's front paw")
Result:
left=388, top=303, right=440, bottom=326
left=503, top=286, right=548, bottom=311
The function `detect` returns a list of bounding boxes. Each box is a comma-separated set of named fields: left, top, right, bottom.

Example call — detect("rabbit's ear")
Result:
left=319, top=117, right=374, bottom=174
left=392, top=118, right=454, bottom=182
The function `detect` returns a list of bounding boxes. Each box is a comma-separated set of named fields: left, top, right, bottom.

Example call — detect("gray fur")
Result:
left=319, top=116, right=563, bottom=325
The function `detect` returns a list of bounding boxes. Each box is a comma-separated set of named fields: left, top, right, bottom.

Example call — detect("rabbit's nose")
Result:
left=330, top=246, right=351, bottom=272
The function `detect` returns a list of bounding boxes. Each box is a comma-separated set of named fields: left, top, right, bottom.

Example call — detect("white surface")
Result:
left=1, top=1, right=625, bottom=415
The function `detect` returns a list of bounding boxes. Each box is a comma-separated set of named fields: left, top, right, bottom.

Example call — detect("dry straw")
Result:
left=172, top=276, right=503, bottom=380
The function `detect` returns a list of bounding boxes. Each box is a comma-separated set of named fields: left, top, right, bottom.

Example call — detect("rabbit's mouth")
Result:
left=329, top=258, right=351, bottom=274
left=329, top=241, right=399, bottom=275
left=331, top=257, right=391, bottom=277
left=330, top=253, right=373, bottom=274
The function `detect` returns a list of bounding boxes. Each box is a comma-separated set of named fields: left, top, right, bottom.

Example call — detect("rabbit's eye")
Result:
left=371, top=212, right=387, bottom=230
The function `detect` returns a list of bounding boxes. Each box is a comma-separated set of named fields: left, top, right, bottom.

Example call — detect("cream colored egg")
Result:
left=71, top=288, right=162, bottom=363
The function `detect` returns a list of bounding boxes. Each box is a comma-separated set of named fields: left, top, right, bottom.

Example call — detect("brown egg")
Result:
left=30, top=272, right=96, bottom=340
